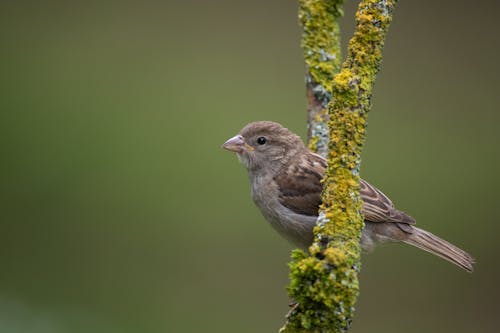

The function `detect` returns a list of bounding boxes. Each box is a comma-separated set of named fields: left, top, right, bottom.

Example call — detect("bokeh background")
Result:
left=1, top=1, right=499, bottom=332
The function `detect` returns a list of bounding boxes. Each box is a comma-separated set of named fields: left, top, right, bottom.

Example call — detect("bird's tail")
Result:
left=403, top=227, right=474, bottom=272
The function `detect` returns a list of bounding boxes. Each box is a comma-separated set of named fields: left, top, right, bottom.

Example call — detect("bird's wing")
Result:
left=360, top=178, right=415, bottom=226
left=274, top=152, right=415, bottom=227
left=273, top=153, right=325, bottom=216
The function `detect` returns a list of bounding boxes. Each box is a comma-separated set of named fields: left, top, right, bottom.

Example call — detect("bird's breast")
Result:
left=249, top=172, right=317, bottom=249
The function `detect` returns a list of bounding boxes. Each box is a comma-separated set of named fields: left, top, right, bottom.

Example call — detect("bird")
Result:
left=222, top=121, right=474, bottom=272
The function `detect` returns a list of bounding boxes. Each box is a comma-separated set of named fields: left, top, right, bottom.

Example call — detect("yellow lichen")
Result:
left=282, top=1, right=398, bottom=332
left=301, top=0, right=344, bottom=157
left=299, top=0, right=344, bottom=91
left=308, top=135, right=320, bottom=152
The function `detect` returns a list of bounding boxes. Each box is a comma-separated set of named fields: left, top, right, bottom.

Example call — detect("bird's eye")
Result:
left=256, top=137, right=267, bottom=145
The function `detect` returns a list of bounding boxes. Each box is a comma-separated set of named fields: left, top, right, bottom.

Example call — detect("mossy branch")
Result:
left=281, top=1, right=398, bottom=332
left=300, top=0, right=345, bottom=157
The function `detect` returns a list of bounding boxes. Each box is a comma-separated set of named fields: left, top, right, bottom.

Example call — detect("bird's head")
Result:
left=222, top=121, right=305, bottom=172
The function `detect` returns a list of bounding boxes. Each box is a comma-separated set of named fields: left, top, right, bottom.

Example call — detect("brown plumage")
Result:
left=222, top=121, right=474, bottom=272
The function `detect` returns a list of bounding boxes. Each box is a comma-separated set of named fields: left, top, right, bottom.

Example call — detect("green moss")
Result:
left=281, top=246, right=360, bottom=333
left=282, top=1, right=398, bottom=332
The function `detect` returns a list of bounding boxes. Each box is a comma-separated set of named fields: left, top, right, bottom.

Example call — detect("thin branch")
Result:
left=300, top=0, right=345, bottom=157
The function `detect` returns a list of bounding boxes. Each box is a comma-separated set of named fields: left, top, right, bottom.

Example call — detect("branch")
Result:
left=300, top=0, right=345, bottom=157
left=281, top=1, right=398, bottom=332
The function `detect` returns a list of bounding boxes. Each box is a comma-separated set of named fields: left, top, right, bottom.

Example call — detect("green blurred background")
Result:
left=1, top=1, right=499, bottom=332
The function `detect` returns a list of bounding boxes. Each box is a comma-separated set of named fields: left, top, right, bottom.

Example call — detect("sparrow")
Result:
left=222, top=121, right=474, bottom=272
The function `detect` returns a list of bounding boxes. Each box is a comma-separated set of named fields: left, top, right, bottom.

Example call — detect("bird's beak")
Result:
left=222, top=134, right=248, bottom=153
